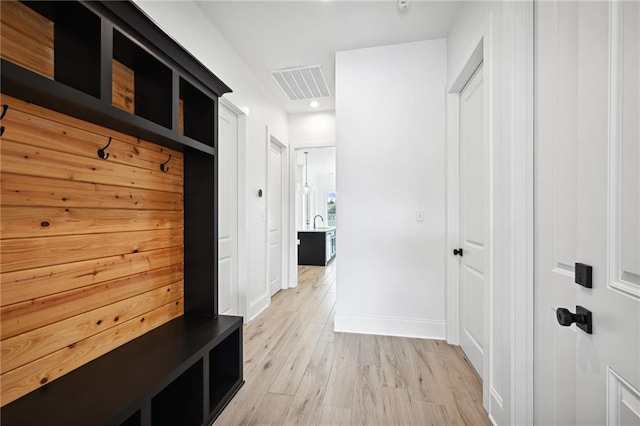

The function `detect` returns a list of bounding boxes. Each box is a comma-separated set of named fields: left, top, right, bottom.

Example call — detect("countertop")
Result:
left=298, top=227, right=336, bottom=233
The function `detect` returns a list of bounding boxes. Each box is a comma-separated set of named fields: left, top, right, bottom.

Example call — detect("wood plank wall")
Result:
left=0, top=94, right=185, bottom=406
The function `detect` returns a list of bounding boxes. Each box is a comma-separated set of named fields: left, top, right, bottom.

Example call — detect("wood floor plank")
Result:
left=248, top=392, right=293, bottom=426
left=268, top=322, right=324, bottom=395
left=323, top=332, right=360, bottom=409
left=318, top=405, right=351, bottom=426
left=214, top=354, right=286, bottom=426
left=282, top=335, right=335, bottom=425
left=350, top=364, right=385, bottom=425
left=378, top=335, right=410, bottom=389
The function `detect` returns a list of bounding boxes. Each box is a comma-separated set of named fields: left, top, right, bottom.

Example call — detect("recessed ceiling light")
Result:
left=309, top=101, right=320, bottom=108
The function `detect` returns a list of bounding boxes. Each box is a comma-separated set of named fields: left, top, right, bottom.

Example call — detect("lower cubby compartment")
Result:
left=152, top=360, right=203, bottom=426
left=1, top=315, right=243, bottom=426
left=209, top=328, right=242, bottom=416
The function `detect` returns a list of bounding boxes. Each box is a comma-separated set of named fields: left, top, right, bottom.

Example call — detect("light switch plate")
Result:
left=416, top=210, right=425, bottom=222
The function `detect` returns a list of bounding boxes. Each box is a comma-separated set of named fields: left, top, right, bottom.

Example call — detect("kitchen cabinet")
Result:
left=298, top=229, right=336, bottom=266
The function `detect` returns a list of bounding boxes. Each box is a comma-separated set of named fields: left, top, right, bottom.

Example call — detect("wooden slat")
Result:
left=1, top=207, right=183, bottom=239
left=1, top=174, right=183, bottom=211
left=1, top=281, right=183, bottom=374
left=1, top=228, right=183, bottom=273
left=1, top=246, right=183, bottom=306
left=1, top=95, right=183, bottom=158
left=112, top=59, right=135, bottom=114
left=2, top=109, right=184, bottom=177
left=0, top=299, right=183, bottom=406
left=0, top=140, right=183, bottom=193
left=0, top=2, right=54, bottom=79
left=1, top=264, right=183, bottom=340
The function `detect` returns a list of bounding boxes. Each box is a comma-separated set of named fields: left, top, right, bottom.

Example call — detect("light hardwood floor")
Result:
left=215, top=262, right=490, bottom=425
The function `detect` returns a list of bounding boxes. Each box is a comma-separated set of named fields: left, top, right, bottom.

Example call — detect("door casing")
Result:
left=218, top=97, right=249, bottom=322
left=266, top=131, right=288, bottom=298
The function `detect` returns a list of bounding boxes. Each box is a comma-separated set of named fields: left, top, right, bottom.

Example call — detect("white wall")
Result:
left=133, top=1, right=289, bottom=322
left=289, top=112, right=336, bottom=145
left=335, top=39, right=447, bottom=339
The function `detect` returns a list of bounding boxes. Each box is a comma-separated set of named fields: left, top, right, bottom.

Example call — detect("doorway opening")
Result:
left=294, top=147, right=337, bottom=278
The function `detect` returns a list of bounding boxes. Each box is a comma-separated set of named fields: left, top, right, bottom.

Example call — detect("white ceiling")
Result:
left=196, top=1, right=462, bottom=114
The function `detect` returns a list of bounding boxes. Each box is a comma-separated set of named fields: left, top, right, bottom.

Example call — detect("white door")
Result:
left=218, top=104, right=238, bottom=315
left=535, top=2, right=640, bottom=424
left=268, top=142, right=283, bottom=297
left=458, top=63, right=487, bottom=379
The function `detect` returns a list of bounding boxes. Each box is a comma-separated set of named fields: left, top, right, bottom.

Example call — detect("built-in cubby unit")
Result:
left=0, top=1, right=242, bottom=425
left=1, top=1, right=101, bottom=98
left=210, top=328, right=242, bottom=415
left=112, top=29, right=173, bottom=129
left=152, top=360, right=204, bottom=426
left=180, top=77, right=215, bottom=147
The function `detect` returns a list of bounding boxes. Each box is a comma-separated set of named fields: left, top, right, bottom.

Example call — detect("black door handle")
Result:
left=453, top=248, right=463, bottom=256
left=556, top=306, right=592, bottom=334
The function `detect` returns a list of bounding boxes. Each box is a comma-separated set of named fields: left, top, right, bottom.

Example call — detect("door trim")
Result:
left=288, top=141, right=336, bottom=289
left=510, top=2, right=534, bottom=424
left=446, top=15, right=493, bottom=413
left=219, top=96, right=248, bottom=322
left=266, top=129, right=289, bottom=297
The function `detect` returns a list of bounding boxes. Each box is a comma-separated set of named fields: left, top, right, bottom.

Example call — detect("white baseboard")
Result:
left=247, top=292, right=270, bottom=322
left=334, top=314, right=446, bottom=340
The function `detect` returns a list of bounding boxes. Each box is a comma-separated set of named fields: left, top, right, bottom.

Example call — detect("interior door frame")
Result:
left=445, top=3, right=534, bottom=424
left=218, top=96, right=248, bottom=322
left=446, top=27, right=493, bottom=411
left=288, top=142, right=335, bottom=289
left=266, top=129, right=289, bottom=297
left=510, top=2, right=534, bottom=424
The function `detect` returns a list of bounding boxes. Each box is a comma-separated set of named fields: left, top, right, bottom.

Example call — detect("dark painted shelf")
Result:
left=1, top=316, right=244, bottom=426
left=1, top=59, right=215, bottom=156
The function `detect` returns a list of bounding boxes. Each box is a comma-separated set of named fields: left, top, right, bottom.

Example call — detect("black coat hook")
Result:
left=160, top=154, right=172, bottom=172
left=0, top=126, right=4, bottom=137
left=98, top=137, right=112, bottom=160
left=0, top=104, right=8, bottom=120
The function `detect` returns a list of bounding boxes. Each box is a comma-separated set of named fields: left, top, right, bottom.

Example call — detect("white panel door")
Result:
left=458, top=63, right=487, bottom=379
left=535, top=2, right=640, bottom=424
left=218, top=104, right=238, bottom=315
left=268, top=142, right=283, bottom=297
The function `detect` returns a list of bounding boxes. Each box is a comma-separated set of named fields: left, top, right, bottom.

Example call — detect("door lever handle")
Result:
left=453, top=248, right=463, bottom=256
left=556, top=306, right=592, bottom=334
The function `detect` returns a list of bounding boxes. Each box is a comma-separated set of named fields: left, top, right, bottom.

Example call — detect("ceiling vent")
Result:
left=271, top=65, right=331, bottom=101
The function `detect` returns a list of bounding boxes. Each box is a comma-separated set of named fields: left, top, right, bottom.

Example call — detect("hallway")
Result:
left=215, top=262, right=490, bottom=425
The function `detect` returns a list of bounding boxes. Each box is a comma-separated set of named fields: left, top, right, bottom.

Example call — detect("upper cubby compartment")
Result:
left=179, top=77, right=215, bottom=148
left=113, top=29, right=173, bottom=130
left=0, top=1, right=101, bottom=98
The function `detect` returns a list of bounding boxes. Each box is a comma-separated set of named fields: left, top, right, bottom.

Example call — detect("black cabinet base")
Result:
left=1, top=315, right=244, bottom=426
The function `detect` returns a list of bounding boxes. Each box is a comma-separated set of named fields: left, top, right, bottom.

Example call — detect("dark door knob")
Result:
left=453, top=248, right=463, bottom=256
left=556, top=306, right=592, bottom=334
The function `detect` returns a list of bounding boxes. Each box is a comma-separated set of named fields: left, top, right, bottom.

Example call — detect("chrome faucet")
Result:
left=313, top=215, right=324, bottom=229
